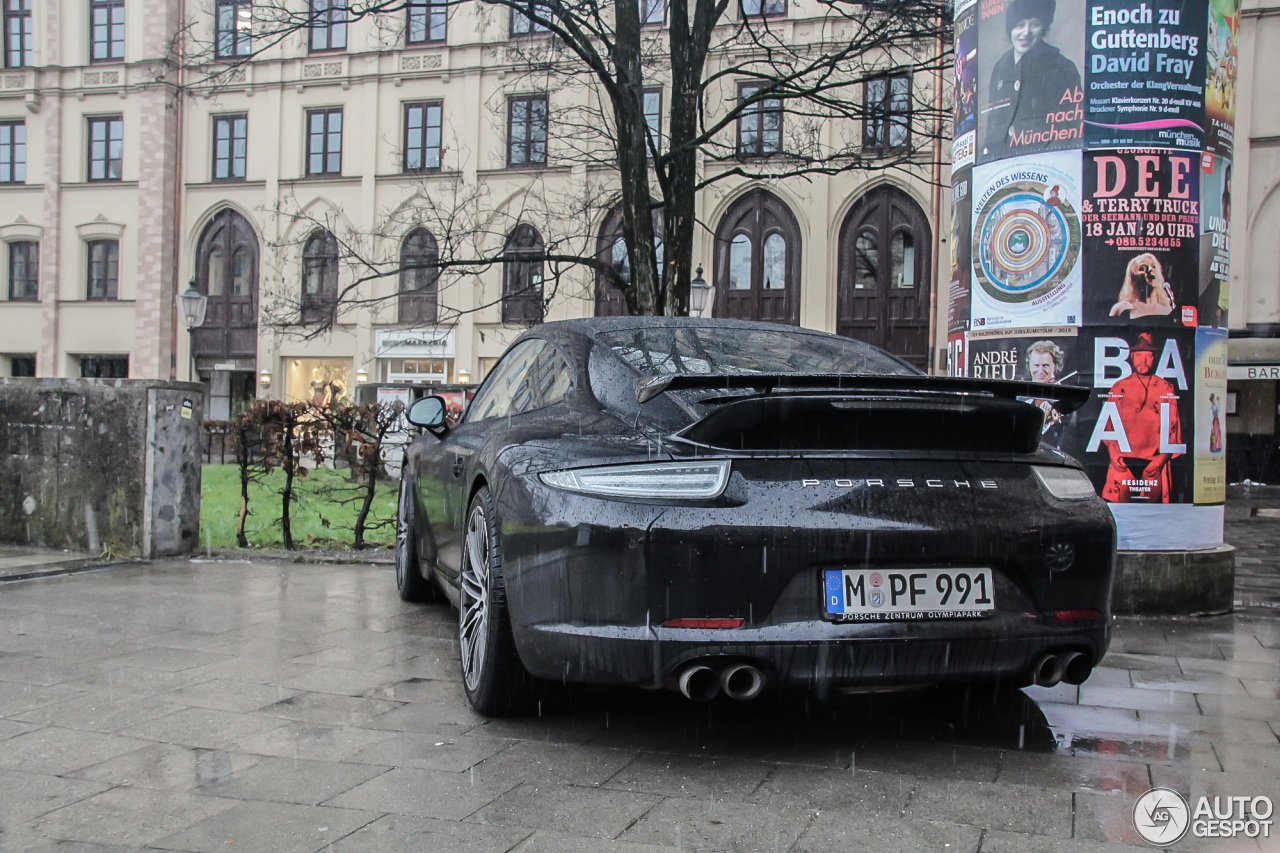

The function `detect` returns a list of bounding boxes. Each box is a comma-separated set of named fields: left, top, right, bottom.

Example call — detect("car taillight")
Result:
left=540, top=460, right=731, bottom=499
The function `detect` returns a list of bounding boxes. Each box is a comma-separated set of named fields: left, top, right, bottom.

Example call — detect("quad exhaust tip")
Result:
left=677, top=665, right=721, bottom=702
left=1030, top=652, right=1067, bottom=687
left=1060, top=650, right=1092, bottom=685
left=721, top=663, right=765, bottom=701
left=676, top=662, right=767, bottom=702
left=1028, top=650, right=1093, bottom=688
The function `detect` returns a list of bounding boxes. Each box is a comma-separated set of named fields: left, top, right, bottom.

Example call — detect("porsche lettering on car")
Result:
left=393, top=317, right=1116, bottom=715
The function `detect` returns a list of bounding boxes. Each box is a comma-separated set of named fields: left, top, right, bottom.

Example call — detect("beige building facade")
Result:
left=1225, top=0, right=1280, bottom=479
left=0, top=0, right=182, bottom=382
left=0, top=0, right=952, bottom=420
left=9, top=0, right=1276, bottom=459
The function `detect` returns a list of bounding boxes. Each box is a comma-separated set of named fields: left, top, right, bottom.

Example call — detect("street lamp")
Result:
left=457, top=369, right=471, bottom=385
left=689, top=265, right=711, bottom=317
left=176, top=280, right=208, bottom=382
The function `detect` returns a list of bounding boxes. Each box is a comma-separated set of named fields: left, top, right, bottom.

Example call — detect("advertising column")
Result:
left=953, top=0, right=1237, bottom=552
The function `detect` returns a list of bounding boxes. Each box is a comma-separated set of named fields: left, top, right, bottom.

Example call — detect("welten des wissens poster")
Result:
left=971, top=150, right=1083, bottom=329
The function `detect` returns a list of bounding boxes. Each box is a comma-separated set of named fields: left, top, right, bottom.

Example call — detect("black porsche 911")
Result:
left=395, top=317, right=1115, bottom=715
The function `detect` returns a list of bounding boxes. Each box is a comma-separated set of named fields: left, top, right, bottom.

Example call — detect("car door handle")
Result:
left=452, top=458, right=464, bottom=478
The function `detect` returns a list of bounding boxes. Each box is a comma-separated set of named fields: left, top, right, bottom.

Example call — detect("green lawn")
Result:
left=199, top=464, right=398, bottom=550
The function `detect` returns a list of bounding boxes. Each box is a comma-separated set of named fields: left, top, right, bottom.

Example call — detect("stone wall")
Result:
left=0, top=379, right=203, bottom=557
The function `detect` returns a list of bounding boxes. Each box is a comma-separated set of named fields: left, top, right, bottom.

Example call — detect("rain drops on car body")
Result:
left=396, top=318, right=1115, bottom=714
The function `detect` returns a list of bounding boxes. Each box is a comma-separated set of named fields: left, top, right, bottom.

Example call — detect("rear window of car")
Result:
left=594, top=325, right=917, bottom=377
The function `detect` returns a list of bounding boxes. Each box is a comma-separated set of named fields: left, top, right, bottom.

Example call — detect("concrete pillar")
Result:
left=38, top=3, right=60, bottom=377
left=950, top=0, right=1237, bottom=612
left=132, top=0, right=181, bottom=379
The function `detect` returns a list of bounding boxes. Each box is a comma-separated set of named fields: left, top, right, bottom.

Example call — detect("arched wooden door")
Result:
left=193, top=209, right=259, bottom=359
left=836, top=186, right=932, bottom=368
left=595, top=203, right=664, bottom=317
left=713, top=188, right=801, bottom=324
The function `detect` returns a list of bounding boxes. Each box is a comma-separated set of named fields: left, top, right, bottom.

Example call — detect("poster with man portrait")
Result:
left=971, top=150, right=1082, bottom=329
left=1198, top=156, right=1231, bottom=328
left=967, top=326, right=1081, bottom=449
left=1193, top=326, right=1228, bottom=504
left=1080, top=149, right=1201, bottom=326
left=1205, top=0, right=1240, bottom=159
left=976, top=0, right=1085, bottom=165
left=1084, top=0, right=1208, bottom=150
left=1064, top=327, right=1196, bottom=506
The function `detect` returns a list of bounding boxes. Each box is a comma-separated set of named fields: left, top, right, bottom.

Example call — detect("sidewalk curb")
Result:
left=200, top=548, right=395, bottom=565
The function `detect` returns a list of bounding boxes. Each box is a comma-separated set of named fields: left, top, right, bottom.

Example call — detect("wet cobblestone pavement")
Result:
left=0, top=501, right=1277, bottom=852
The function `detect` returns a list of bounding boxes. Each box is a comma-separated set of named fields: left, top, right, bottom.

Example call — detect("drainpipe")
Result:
left=926, top=18, right=944, bottom=376
left=168, top=0, right=185, bottom=380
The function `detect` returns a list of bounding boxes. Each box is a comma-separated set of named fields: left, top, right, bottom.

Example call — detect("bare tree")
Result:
left=185, top=0, right=952, bottom=324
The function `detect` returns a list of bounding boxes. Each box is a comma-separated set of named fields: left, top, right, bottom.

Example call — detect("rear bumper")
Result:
left=517, top=615, right=1110, bottom=689
left=496, top=458, right=1116, bottom=690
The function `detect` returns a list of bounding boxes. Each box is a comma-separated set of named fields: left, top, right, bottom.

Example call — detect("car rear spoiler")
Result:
left=634, top=372, right=1091, bottom=413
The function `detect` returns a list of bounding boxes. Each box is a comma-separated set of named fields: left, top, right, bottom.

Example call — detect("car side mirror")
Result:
left=407, top=395, right=449, bottom=436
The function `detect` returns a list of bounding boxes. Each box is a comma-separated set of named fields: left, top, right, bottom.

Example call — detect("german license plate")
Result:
left=823, top=568, right=995, bottom=621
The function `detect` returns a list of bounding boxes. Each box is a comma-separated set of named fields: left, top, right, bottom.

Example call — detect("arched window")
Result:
left=194, top=208, right=259, bottom=358
left=503, top=224, right=544, bottom=324
left=713, top=188, right=801, bottom=324
left=399, top=227, right=439, bottom=324
left=595, top=204, right=664, bottom=317
left=836, top=185, right=932, bottom=369
left=301, top=229, right=338, bottom=325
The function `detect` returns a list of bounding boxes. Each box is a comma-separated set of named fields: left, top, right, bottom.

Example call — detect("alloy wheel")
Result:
left=459, top=502, right=491, bottom=692
left=395, top=480, right=411, bottom=591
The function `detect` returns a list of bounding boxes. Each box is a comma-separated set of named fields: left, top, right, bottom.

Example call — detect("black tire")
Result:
left=396, top=476, right=439, bottom=602
left=458, top=486, right=536, bottom=715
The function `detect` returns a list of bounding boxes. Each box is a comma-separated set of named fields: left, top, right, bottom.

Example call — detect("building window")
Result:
left=212, top=115, right=247, bottom=181
left=399, top=227, right=439, bottom=324
left=87, top=239, right=119, bottom=300
left=403, top=102, right=442, bottom=172
left=507, top=95, right=547, bottom=167
left=309, top=0, right=347, bottom=52
left=0, top=119, right=23, bottom=183
left=737, top=83, right=781, bottom=157
left=216, top=0, right=253, bottom=58
left=864, top=74, right=911, bottom=151
left=79, top=355, right=128, bottom=378
left=503, top=224, right=544, bottom=324
left=89, top=0, right=125, bottom=63
left=510, top=0, right=549, bottom=36
left=8, top=240, right=36, bottom=300
left=306, top=108, right=342, bottom=175
left=407, top=0, right=446, bottom=43
left=10, top=354, right=34, bottom=376
left=643, top=88, right=662, bottom=156
left=740, top=0, right=785, bottom=16
left=4, top=0, right=32, bottom=68
left=301, top=229, right=338, bottom=324
left=87, top=115, right=123, bottom=181
left=642, top=0, right=665, bottom=25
